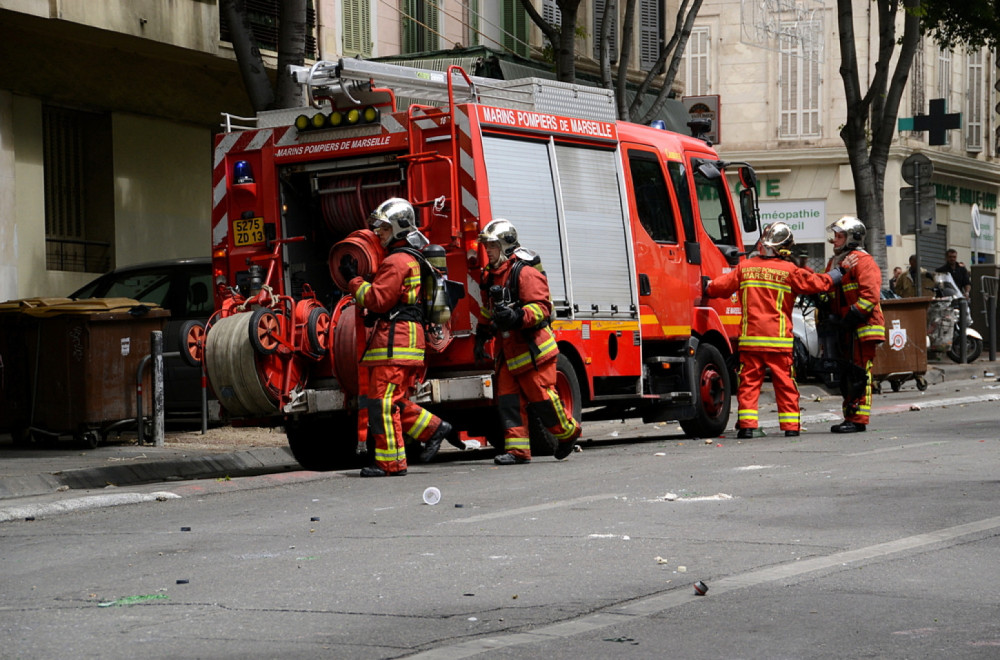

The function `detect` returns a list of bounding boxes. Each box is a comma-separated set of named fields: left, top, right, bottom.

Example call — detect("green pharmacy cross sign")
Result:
left=898, top=98, right=961, bottom=146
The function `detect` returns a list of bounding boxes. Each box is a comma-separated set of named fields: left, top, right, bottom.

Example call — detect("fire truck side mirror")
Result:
left=739, top=188, right=760, bottom=235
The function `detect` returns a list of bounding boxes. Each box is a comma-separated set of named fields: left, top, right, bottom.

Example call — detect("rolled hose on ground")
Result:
left=329, top=229, right=385, bottom=291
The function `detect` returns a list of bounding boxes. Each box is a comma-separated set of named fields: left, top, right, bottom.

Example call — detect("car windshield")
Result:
left=73, top=269, right=173, bottom=308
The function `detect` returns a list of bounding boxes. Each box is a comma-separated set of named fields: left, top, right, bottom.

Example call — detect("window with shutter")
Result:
left=502, top=0, right=528, bottom=57
left=593, top=0, right=618, bottom=62
left=343, top=0, right=371, bottom=57
left=966, top=48, right=983, bottom=152
left=683, top=26, right=710, bottom=96
left=219, top=0, right=317, bottom=58
left=778, top=21, right=821, bottom=139
left=402, top=0, right=439, bottom=54
left=464, top=0, right=480, bottom=46
left=542, top=0, right=561, bottom=26
left=936, top=47, right=952, bottom=145
left=639, top=0, right=661, bottom=72
left=910, top=38, right=925, bottom=139
left=43, top=105, right=114, bottom=273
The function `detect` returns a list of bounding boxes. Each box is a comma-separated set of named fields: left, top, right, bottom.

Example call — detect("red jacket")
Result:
left=826, top=249, right=885, bottom=343
left=348, top=247, right=426, bottom=366
left=707, top=255, right=838, bottom=352
left=480, top=256, right=558, bottom=375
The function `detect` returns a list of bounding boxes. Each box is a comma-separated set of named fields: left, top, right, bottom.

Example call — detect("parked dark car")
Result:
left=70, top=257, right=213, bottom=415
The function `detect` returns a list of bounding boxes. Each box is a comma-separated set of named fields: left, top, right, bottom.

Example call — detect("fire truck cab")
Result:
left=204, top=58, right=760, bottom=469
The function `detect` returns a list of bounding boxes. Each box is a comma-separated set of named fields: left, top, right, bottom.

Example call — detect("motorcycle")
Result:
left=928, top=272, right=983, bottom=363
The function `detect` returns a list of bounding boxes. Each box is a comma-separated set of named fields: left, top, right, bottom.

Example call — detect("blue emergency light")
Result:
left=233, top=160, right=255, bottom=184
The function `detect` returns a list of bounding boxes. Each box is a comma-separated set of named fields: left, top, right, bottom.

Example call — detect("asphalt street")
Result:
left=1, top=359, right=999, bottom=658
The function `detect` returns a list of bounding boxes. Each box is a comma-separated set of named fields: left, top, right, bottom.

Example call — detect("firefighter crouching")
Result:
left=823, top=216, right=884, bottom=434
left=704, top=222, right=848, bottom=438
left=339, top=198, right=455, bottom=477
left=474, top=219, right=581, bottom=464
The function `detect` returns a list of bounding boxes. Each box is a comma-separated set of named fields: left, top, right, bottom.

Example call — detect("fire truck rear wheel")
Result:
left=285, top=412, right=361, bottom=471
left=679, top=343, right=731, bottom=439
left=529, top=354, right=582, bottom=456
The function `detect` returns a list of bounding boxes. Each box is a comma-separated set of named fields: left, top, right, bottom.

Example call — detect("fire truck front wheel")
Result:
left=679, top=343, right=732, bottom=439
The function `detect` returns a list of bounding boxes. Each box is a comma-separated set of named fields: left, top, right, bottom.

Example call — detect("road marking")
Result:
left=445, top=494, right=618, bottom=524
left=407, top=514, right=1000, bottom=659
left=844, top=440, right=951, bottom=457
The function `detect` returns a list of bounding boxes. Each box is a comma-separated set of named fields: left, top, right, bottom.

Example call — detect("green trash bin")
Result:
left=1, top=297, right=168, bottom=446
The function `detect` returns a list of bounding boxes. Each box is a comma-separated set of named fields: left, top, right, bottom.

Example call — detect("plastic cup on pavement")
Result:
left=423, top=487, right=441, bottom=505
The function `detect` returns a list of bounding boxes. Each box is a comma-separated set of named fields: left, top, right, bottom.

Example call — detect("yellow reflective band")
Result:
left=660, top=325, right=693, bottom=335
left=406, top=409, right=433, bottom=438
left=843, top=282, right=859, bottom=291
left=740, top=336, right=794, bottom=349
left=506, top=437, right=530, bottom=450
left=362, top=347, right=425, bottom=362
left=856, top=298, right=875, bottom=312
left=738, top=409, right=758, bottom=420
left=856, top=325, right=886, bottom=339
left=354, top=282, right=372, bottom=305
left=523, top=303, right=546, bottom=325
left=778, top=412, right=800, bottom=422
left=741, top=279, right=792, bottom=294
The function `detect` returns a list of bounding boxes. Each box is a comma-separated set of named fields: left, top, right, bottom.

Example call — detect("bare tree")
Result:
left=220, top=0, right=307, bottom=112
left=837, top=0, right=921, bottom=275
left=519, top=0, right=583, bottom=83
left=522, top=0, right=704, bottom=122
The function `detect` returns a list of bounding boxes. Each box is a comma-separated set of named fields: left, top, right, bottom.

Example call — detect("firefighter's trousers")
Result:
left=736, top=351, right=800, bottom=432
left=496, top=358, right=580, bottom=460
left=365, top=364, right=444, bottom=474
left=840, top=340, right=877, bottom=425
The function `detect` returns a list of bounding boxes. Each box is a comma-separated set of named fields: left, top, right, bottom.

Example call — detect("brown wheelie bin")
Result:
left=872, top=297, right=932, bottom=393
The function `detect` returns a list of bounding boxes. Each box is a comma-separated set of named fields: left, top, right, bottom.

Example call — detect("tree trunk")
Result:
left=220, top=0, right=274, bottom=113
left=555, top=1, right=581, bottom=83
left=837, top=0, right=920, bottom=282
left=274, top=0, right=308, bottom=109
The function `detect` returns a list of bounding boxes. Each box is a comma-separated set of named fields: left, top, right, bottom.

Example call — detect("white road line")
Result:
left=408, top=514, right=1000, bottom=659
left=444, top=494, right=619, bottom=524
left=845, top=440, right=951, bottom=457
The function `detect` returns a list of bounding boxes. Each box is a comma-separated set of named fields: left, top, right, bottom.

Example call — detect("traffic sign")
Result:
left=901, top=153, right=933, bottom=186
left=899, top=185, right=936, bottom=235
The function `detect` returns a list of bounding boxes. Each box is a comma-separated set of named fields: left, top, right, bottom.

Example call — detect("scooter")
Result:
left=929, top=272, right=983, bottom=363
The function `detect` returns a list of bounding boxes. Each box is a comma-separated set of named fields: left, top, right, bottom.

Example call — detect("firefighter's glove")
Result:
left=843, top=307, right=865, bottom=329
left=473, top=324, right=493, bottom=361
left=492, top=305, right=522, bottom=331
left=338, top=255, right=359, bottom=283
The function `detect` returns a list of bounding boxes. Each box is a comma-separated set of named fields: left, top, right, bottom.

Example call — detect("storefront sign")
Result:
left=744, top=200, right=827, bottom=246
left=972, top=209, right=996, bottom=254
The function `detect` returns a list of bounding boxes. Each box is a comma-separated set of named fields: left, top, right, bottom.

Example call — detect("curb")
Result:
left=0, top=447, right=300, bottom=500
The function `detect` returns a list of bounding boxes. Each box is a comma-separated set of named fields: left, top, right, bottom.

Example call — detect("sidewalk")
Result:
left=0, top=359, right=994, bottom=502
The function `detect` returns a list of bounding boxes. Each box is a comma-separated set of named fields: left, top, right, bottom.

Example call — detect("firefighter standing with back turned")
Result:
left=824, top=216, right=885, bottom=433
left=705, top=222, right=847, bottom=438
left=339, top=198, right=455, bottom=477
left=475, top=219, right=580, bottom=464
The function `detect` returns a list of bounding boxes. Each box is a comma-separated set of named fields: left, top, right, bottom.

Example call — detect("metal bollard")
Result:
left=958, top=297, right=969, bottom=364
left=151, top=330, right=165, bottom=447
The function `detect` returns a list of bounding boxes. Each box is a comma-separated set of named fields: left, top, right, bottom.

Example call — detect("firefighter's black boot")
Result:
left=831, top=421, right=866, bottom=433
left=736, top=428, right=754, bottom=439
left=420, top=421, right=453, bottom=463
left=553, top=441, right=576, bottom=460
left=360, top=466, right=407, bottom=477
left=785, top=430, right=800, bottom=437
left=494, top=453, right=530, bottom=465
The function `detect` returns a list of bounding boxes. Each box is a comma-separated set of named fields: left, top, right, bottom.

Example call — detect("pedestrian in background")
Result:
left=894, top=254, right=935, bottom=298
left=889, top=266, right=902, bottom=291
left=936, top=249, right=971, bottom=298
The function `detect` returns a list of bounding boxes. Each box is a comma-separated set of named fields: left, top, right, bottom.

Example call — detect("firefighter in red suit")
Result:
left=824, top=216, right=885, bottom=433
left=705, top=222, right=846, bottom=438
left=474, top=219, right=580, bottom=464
left=339, top=198, right=454, bottom=477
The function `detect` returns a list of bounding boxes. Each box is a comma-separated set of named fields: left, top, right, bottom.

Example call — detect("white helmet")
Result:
left=828, top=215, right=866, bottom=254
left=369, top=198, right=416, bottom=246
left=760, top=222, right=795, bottom=257
left=479, top=219, right=519, bottom=265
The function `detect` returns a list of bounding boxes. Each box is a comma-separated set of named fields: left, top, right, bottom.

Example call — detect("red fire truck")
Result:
left=203, top=58, right=760, bottom=469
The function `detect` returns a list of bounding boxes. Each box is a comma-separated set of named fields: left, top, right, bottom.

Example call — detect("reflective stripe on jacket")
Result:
left=480, top=256, right=557, bottom=375
left=826, top=249, right=885, bottom=343
left=349, top=249, right=426, bottom=366
left=707, top=255, right=837, bottom=353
